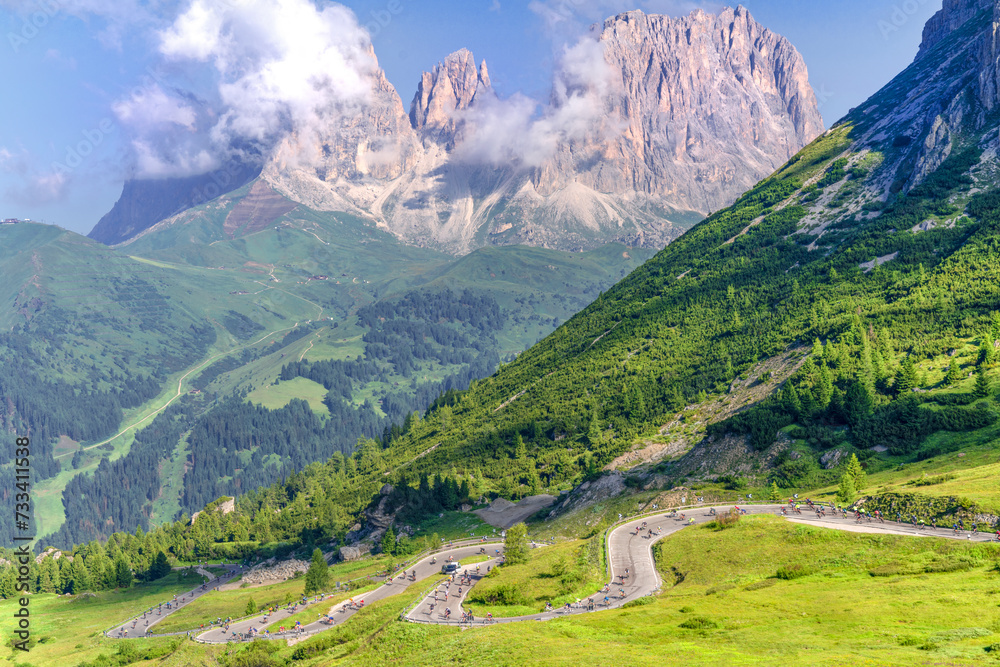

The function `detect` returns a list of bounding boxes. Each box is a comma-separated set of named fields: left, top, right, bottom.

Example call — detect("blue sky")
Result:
left=0, top=0, right=941, bottom=236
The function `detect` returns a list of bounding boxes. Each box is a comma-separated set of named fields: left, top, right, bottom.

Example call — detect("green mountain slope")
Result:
left=1, top=190, right=653, bottom=547
left=365, top=0, right=1000, bottom=496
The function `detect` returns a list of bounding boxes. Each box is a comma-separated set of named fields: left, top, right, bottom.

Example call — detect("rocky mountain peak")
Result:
left=409, top=48, right=494, bottom=143
left=533, top=5, right=824, bottom=215
left=917, top=0, right=990, bottom=60
left=95, top=7, right=824, bottom=255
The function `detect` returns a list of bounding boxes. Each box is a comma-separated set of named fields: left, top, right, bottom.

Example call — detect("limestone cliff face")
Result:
left=533, top=8, right=824, bottom=214
left=409, top=48, right=494, bottom=146
left=96, top=7, right=825, bottom=253
left=844, top=0, right=1000, bottom=195
left=917, top=0, right=989, bottom=60
left=263, top=7, right=823, bottom=253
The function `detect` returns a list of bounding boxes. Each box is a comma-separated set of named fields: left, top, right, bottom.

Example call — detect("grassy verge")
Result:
left=327, top=514, right=1000, bottom=666
left=0, top=577, right=205, bottom=666
left=464, top=539, right=604, bottom=617
left=151, top=557, right=393, bottom=634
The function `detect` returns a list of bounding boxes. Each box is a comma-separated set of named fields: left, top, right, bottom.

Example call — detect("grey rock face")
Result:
left=262, top=7, right=823, bottom=253
left=97, top=9, right=823, bottom=253
left=409, top=48, right=493, bottom=146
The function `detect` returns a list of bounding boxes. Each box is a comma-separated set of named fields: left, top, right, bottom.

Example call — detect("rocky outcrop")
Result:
left=917, top=0, right=989, bottom=60
left=409, top=48, right=493, bottom=146
left=241, top=558, right=309, bottom=585
left=89, top=162, right=260, bottom=246
left=338, top=545, right=365, bottom=562
left=547, top=473, right=626, bottom=518
left=532, top=8, right=823, bottom=219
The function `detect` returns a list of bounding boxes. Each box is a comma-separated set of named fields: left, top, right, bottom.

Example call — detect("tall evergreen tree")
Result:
left=114, top=554, right=132, bottom=589
left=380, top=526, right=396, bottom=557
left=782, top=382, right=801, bottom=418
left=148, top=551, right=171, bottom=580
left=944, top=358, right=961, bottom=386
left=974, top=364, right=991, bottom=399
left=895, top=356, right=917, bottom=394
left=503, top=523, right=529, bottom=565
left=845, top=454, right=866, bottom=494
left=836, top=473, right=856, bottom=505
left=304, top=548, right=330, bottom=595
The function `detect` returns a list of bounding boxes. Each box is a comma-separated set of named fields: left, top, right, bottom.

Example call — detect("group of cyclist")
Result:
left=778, top=498, right=1000, bottom=540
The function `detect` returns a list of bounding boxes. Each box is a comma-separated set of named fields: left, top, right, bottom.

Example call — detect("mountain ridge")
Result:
left=90, top=6, right=823, bottom=254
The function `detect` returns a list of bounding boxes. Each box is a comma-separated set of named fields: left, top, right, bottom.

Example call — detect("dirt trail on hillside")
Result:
left=474, top=495, right=557, bottom=528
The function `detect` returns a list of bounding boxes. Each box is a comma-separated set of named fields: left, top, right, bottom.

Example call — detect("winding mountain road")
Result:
left=108, top=504, right=1000, bottom=642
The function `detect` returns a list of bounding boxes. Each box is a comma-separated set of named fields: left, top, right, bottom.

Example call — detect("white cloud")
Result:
left=0, top=146, right=70, bottom=204
left=132, top=140, right=217, bottom=179
left=453, top=36, right=616, bottom=167
left=105, top=0, right=378, bottom=178
left=159, top=1, right=223, bottom=61
left=113, top=84, right=197, bottom=129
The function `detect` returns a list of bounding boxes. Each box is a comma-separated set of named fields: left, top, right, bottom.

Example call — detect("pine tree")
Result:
left=114, top=554, right=132, bottom=589
left=148, top=551, right=171, bottom=580
left=304, top=548, right=330, bottom=595
left=504, top=523, right=529, bottom=565
left=812, top=338, right=824, bottom=359
left=587, top=410, right=602, bottom=447
left=768, top=481, right=781, bottom=503
left=0, top=567, right=15, bottom=599
left=514, top=434, right=527, bottom=461
left=895, top=356, right=916, bottom=394
left=817, top=364, right=834, bottom=409
left=836, top=473, right=856, bottom=504
left=845, top=380, right=874, bottom=425
left=845, top=453, right=866, bottom=494
left=980, top=335, right=995, bottom=367
left=944, top=359, right=961, bottom=386
left=782, top=382, right=801, bottom=418
left=380, top=526, right=396, bottom=557
left=70, top=558, right=91, bottom=593
left=245, top=598, right=257, bottom=615
left=974, top=364, right=991, bottom=399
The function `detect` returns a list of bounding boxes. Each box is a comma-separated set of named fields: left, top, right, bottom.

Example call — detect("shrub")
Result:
left=869, top=561, right=916, bottom=577
left=709, top=509, right=741, bottom=530
left=622, top=596, right=654, bottom=609
left=679, top=616, right=719, bottom=629
left=467, top=583, right=529, bottom=607
left=775, top=564, right=812, bottom=580
left=923, top=557, right=975, bottom=574
left=744, top=579, right=776, bottom=591
left=930, top=628, right=990, bottom=643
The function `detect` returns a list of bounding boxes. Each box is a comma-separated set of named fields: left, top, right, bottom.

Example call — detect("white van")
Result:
left=441, top=562, right=460, bottom=574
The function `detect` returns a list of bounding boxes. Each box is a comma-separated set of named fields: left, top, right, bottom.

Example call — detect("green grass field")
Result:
left=247, top=377, right=331, bottom=416
left=0, top=572, right=210, bottom=666
left=464, top=539, right=605, bottom=617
